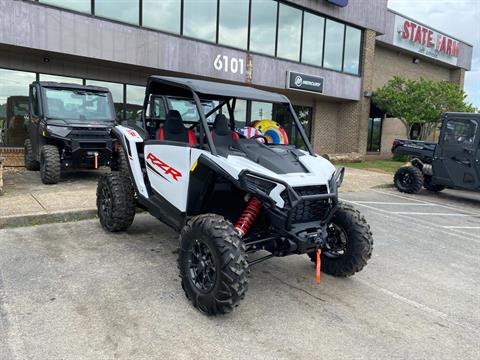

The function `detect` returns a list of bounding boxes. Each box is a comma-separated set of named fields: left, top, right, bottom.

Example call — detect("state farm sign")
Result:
left=393, top=14, right=460, bottom=66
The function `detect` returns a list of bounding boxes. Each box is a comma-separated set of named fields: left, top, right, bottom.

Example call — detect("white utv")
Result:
left=97, top=76, right=373, bottom=315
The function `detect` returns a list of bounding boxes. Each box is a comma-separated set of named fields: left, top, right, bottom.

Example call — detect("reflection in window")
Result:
left=126, top=85, right=145, bottom=122
left=95, top=0, right=139, bottom=25
left=277, top=4, right=302, bottom=61
left=302, top=13, right=324, bottom=66
left=343, top=26, right=361, bottom=75
left=40, top=0, right=91, bottom=13
left=249, top=0, right=277, bottom=56
left=39, top=74, right=83, bottom=84
left=86, top=80, right=124, bottom=119
left=183, top=0, right=217, bottom=42
left=233, top=99, right=247, bottom=128
left=0, top=69, right=35, bottom=147
left=251, top=101, right=273, bottom=122
left=218, top=0, right=249, bottom=50
left=324, top=19, right=345, bottom=71
left=142, top=0, right=180, bottom=34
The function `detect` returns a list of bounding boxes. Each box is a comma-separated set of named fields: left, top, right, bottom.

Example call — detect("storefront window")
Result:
left=0, top=69, right=36, bottom=147
left=233, top=99, right=247, bottom=128
left=343, top=26, right=361, bottom=75
left=277, top=4, right=302, bottom=61
left=125, top=85, right=145, bottom=122
left=39, top=74, right=83, bottom=84
left=142, top=0, right=180, bottom=34
left=218, top=0, right=249, bottom=50
left=183, top=0, right=217, bottom=43
left=86, top=80, right=124, bottom=120
left=302, top=13, right=324, bottom=66
left=94, top=0, right=139, bottom=25
left=323, top=19, right=345, bottom=71
left=251, top=101, right=273, bottom=122
left=40, top=0, right=91, bottom=13
left=249, top=0, right=277, bottom=56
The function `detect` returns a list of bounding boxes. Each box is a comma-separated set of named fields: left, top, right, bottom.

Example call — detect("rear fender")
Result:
left=113, top=125, right=149, bottom=198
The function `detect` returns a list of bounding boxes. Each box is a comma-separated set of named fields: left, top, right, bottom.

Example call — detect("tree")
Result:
left=372, top=76, right=477, bottom=140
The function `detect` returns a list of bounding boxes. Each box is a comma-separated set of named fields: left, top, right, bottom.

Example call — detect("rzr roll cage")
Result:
left=141, top=76, right=315, bottom=156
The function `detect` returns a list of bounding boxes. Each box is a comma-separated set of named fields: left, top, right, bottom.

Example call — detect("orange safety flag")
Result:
left=316, top=249, right=321, bottom=283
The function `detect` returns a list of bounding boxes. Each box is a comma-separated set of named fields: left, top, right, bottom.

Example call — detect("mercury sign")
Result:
left=287, top=72, right=324, bottom=94
left=393, top=14, right=460, bottom=66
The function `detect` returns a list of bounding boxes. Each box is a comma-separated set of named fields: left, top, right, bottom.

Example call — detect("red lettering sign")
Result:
left=146, top=153, right=182, bottom=181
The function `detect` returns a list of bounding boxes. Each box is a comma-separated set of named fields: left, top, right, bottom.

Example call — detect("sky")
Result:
left=387, top=0, right=480, bottom=108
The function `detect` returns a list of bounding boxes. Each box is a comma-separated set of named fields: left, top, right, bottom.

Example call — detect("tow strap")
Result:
left=316, top=249, right=321, bottom=283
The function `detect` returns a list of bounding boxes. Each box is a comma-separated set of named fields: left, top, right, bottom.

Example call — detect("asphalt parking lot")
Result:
left=0, top=188, right=479, bottom=359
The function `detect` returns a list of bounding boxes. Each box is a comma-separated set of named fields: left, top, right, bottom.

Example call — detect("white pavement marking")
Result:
left=392, top=212, right=480, bottom=217
left=356, top=278, right=478, bottom=333
left=354, top=201, right=436, bottom=206
left=342, top=200, right=480, bottom=244
left=443, top=226, right=480, bottom=229
left=371, top=189, right=480, bottom=216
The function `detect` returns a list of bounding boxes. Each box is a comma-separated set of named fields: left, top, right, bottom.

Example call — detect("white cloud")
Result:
left=388, top=0, right=480, bottom=107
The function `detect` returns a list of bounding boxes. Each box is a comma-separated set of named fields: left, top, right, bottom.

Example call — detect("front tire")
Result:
left=394, top=165, right=423, bottom=193
left=24, top=139, right=39, bottom=171
left=178, top=214, right=249, bottom=315
left=97, top=172, right=136, bottom=232
left=309, top=203, right=373, bottom=277
left=40, top=145, right=60, bottom=184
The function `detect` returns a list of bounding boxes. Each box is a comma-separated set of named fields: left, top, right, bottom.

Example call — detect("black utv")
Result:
left=392, top=112, right=480, bottom=193
left=24, top=82, right=125, bottom=184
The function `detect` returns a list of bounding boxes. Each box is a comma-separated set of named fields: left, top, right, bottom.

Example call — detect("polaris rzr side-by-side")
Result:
left=97, top=76, right=373, bottom=315
left=24, top=82, right=125, bottom=184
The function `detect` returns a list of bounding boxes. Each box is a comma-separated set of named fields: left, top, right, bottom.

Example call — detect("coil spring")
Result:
left=235, top=196, right=262, bottom=237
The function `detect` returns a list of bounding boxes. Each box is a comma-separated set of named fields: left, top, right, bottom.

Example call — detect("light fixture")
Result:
left=43, top=57, right=50, bottom=63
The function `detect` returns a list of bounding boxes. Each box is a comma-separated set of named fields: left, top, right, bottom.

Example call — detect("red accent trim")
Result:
left=157, top=128, right=164, bottom=140
left=232, top=132, right=239, bottom=140
left=187, top=130, right=197, bottom=145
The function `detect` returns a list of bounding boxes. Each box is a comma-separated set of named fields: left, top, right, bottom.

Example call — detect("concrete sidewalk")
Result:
left=0, top=167, right=393, bottom=228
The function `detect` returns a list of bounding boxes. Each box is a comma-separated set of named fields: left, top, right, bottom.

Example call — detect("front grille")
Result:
left=70, top=127, right=110, bottom=139
left=281, top=185, right=330, bottom=223
left=79, top=143, right=107, bottom=149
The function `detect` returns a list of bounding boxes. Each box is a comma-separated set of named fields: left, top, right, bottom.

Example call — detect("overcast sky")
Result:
left=387, top=0, right=480, bottom=108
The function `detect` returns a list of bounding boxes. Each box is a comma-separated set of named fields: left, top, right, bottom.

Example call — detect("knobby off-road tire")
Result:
left=423, top=176, right=445, bottom=192
left=178, top=214, right=249, bottom=315
left=394, top=165, right=423, bottom=194
left=97, top=172, right=136, bottom=232
left=110, top=146, right=129, bottom=177
left=40, top=145, right=60, bottom=184
left=309, top=202, right=373, bottom=277
left=24, top=139, right=39, bottom=170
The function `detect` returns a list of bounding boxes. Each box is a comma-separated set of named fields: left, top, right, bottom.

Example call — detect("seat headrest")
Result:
left=164, top=110, right=184, bottom=134
left=213, top=114, right=230, bottom=136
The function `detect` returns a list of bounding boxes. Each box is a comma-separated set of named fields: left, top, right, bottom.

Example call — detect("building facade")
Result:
left=0, top=0, right=473, bottom=164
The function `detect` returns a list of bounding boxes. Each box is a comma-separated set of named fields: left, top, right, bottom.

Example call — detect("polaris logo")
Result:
left=146, top=153, right=182, bottom=182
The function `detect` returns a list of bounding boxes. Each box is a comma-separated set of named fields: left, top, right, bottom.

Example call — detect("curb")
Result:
left=0, top=209, right=98, bottom=229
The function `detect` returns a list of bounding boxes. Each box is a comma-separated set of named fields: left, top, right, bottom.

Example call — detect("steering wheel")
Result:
left=251, top=134, right=269, bottom=144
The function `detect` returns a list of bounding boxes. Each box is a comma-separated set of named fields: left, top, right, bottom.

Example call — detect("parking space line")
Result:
left=392, top=212, right=480, bottom=217
left=371, top=189, right=480, bottom=216
left=354, top=201, right=436, bottom=206
left=343, top=200, right=480, bottom=244
left=443, top=226, right=480, bottom=229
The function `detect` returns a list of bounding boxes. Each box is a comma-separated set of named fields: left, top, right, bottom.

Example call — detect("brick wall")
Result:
left=0, top=148, right=24, bottom=167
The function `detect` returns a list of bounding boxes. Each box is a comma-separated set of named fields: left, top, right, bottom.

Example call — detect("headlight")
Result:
left=332, top=167, right=345, bottom=188
left=244, top=174, right=277, bottom=195
left=46, top=125, right=71, bottom=137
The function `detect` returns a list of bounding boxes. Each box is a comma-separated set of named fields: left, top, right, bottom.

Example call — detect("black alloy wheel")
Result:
left=189, top=239, right=217, bottom=293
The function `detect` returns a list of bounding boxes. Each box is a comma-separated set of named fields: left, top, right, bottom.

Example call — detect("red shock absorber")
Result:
left=235, top=196, right=262, bottom=237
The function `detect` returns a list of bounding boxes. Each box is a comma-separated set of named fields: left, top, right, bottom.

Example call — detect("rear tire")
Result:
left=97, top=172, right=136, bottom=232
left=178, top=214, right=249, bottom=315
left=309, top=202, right=373, bottom=277
left=40, top=145, right=60, bottom=184
left=24, top=139, right=39, bottom=171
left=394, top=166, right=423, bottom=194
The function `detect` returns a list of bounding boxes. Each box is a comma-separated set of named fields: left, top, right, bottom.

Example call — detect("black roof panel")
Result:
left=148, top=76, right=289, bottom=103
left=36, top=81, right=110, bottom=93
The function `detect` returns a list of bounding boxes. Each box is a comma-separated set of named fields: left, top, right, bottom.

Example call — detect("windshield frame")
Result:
left=41, top=86, right=116, bottom=122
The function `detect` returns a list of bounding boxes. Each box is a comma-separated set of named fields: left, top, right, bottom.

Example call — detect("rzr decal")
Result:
left=146, top=153, right=182, bottom=182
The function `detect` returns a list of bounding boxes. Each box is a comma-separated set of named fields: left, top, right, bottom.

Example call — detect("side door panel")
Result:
left=144, top=143, right=192, bottom=212
left=435, top=115, right=480, bottom=190
left=28, top=84, right=41, bottom=159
